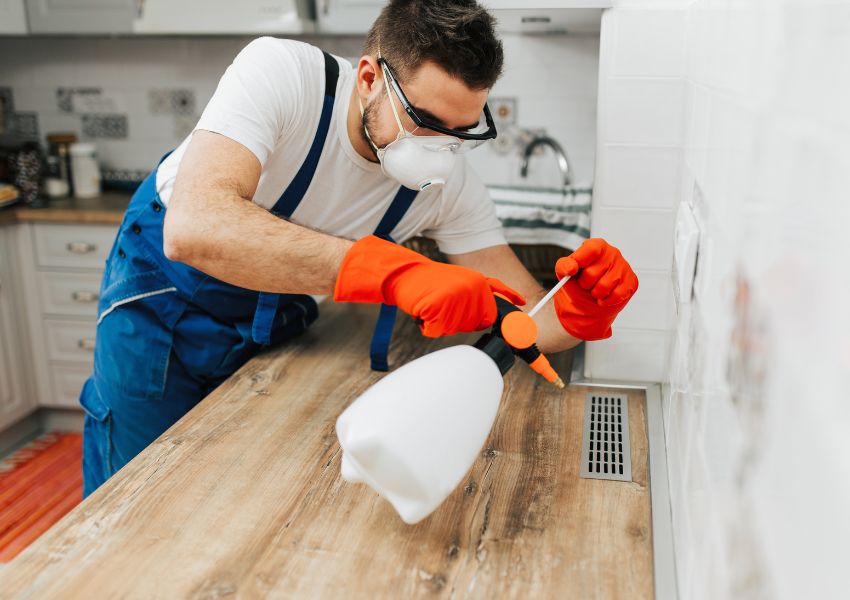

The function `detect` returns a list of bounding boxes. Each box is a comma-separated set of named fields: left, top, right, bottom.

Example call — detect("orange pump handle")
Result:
left=500, top=311, right=538, bottom=350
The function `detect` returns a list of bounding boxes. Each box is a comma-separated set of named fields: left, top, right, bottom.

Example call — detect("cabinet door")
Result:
left=26, top=0, right=136, bottom=34
left=316, top=0, right=384, bottom=34
left=0, top=0, right=28, bottom=34
left=0, top=229, right=34, bottom=431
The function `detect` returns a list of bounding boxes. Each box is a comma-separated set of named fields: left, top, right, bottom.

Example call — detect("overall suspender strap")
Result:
left=270, top=51, right=340, bottom=218
left=368, top=186, right=419, bottom=371
left=252, top=51, right=339, bottom=345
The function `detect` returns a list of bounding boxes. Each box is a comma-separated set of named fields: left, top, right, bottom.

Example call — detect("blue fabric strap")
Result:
left=368, top=186, right=419, bottom=371
left=270, top=51, right=339, bottom=218
left=252, top=51, right=339, bottom=345
left=369, top=304, right=399, bottom=372
left=251, top=291, right=280, bottom=346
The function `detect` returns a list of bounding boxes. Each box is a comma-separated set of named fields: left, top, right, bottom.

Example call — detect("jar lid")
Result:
left=69, top=142, right=97, bottom=155
left=47, top=132, right=78, bottom=144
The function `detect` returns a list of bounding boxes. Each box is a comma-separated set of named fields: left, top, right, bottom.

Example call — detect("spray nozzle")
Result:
left=473, top=294, right=565, bottom=389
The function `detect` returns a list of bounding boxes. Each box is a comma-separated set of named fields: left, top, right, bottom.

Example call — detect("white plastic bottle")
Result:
left=336, top=344, right=505, bottom=524
left=69, top=143, right=100, bottom=199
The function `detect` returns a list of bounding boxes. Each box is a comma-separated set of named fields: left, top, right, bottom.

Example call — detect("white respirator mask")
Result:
left=359, top=68, right=464, bottom=191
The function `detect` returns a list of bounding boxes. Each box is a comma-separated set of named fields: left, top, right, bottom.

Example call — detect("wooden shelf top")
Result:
left=0, top=192, right=130, bottom=227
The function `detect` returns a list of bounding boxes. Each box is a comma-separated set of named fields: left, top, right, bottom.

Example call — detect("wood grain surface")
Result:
left=0, top=302, right=652, bottom=599
left=0, top=192, right=129, bottom=226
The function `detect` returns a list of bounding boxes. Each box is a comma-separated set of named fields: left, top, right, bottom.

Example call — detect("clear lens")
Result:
left=453, top=137, right=488, bottom=153
left=409, top=135, right=463, bottom=153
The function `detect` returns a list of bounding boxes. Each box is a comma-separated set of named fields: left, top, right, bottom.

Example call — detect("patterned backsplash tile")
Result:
left=56, top=87, right=103, bottom=113
left=6, top=111, right=40, bottom=140
left=101, top=167, right=150, bottom=188
left=81, top=113, right=128, bottom=139
left=148, top=89, right=196, bottom=116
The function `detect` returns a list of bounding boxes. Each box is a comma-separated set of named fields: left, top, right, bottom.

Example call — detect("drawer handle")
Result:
left=71, top=291, right=99, bottom=303
left=78, top=339, right=96, bottom=351
left=67, top=241, right=97, bottom=254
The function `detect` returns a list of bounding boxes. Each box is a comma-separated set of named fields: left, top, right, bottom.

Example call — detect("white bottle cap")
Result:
left=69, top=142, right=97, bottom=156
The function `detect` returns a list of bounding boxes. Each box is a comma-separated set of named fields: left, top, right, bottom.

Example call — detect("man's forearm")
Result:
left=524, top=290, right=582, bottom=355
left=163, top=188, right=352, bottom=295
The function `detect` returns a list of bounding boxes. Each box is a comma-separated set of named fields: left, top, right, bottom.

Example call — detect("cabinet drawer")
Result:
left=33, top=223, right=117, bottom=270
left=44, top=319, right=96, bottom=365
left=38, top=271, right=103, bottom=317
left=47, top=364, right=90, bottom=409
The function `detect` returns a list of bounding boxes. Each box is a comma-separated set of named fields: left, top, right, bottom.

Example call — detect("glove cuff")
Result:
left=333, top=235, right=431, bottom=304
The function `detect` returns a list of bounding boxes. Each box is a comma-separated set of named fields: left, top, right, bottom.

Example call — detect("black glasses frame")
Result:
left=378, top=57, right=498, bottom=142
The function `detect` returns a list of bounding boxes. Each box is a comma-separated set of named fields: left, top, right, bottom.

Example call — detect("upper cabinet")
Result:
left=133, top=0, right=315, bottom=35
left=23, top=0, right=316, bottom=35
left=11, top=0, right=612, bottom=37
left=25, top=0, right=136, bottom=34
left=313, top=0, right=611, bottom=35
left=315, top=0, right=384, bottom=34
left=0, top=0, right=28, bottom=34
left=480, top=0, right=611, bottom=33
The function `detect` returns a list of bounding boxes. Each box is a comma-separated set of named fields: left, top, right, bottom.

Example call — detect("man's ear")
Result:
left=356, top=55, right=382, bottom=101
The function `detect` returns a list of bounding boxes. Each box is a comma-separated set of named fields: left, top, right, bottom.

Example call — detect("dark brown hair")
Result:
left=364, top=0, right=503, bottom=90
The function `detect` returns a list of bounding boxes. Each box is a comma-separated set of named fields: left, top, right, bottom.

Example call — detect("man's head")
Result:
left=354, top=0, right=503, bottom=158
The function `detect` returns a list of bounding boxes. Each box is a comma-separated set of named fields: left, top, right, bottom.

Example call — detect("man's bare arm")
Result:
left=163, top=130, right=352, bottom=295
left=446, top=244, right=581, bottom=354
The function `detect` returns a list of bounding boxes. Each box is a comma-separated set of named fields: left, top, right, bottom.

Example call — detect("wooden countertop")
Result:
left=0, top=192, right=130, bottom=226
left=0, top=302, right=653, bottom=599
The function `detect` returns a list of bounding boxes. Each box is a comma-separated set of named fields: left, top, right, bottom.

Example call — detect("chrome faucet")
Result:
left=520, top=136, right=572, bottom=187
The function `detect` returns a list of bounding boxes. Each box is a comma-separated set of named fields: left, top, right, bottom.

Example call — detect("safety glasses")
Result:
left=378, top=56, right=497, bottom=151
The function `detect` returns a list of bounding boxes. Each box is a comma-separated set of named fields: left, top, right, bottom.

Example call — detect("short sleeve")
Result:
left=194, top=37, right=304, bottom=166
left=421, top=161, right=508, bottom=255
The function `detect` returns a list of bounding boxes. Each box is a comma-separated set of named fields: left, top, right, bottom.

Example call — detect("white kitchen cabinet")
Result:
left=17, top=222, right=117, bottom=409
left=0, top=228, right=36, bottom=432
left=133, top=0, right=315, bottom=35
left=0, top=0, right=28, bottom=34
left=25, top=0, right=136, bottom=34
left=480, top=0, right=610, bottom=33
left=315, top=0, right=384, bottom=34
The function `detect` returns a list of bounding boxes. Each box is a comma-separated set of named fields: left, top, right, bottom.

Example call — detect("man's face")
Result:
left=360, top=59, right=489, bottom=158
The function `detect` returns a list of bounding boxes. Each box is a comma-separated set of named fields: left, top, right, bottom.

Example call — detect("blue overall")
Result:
left=79, top=51, right=418, bottom=497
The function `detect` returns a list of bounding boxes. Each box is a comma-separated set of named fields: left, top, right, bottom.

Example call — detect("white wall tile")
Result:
left=595, top=144, right=682, bottom=208
left=591, top=207, right=675, bottom=271
left=601, top=78, right=686, bottom=145
left=610, top=8, right=688, bottom=78
left=616, top=269, right=674, bottom=330
left=584, top=327, right=671, bottom=381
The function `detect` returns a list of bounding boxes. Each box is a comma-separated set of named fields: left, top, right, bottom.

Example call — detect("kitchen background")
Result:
left=0, top=34, right=599, bottom=187
left=1, top=0, right=848, bottom=598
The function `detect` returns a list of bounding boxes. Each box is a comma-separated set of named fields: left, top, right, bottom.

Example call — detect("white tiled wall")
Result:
left=0, top=32, right=599, bottom=186
left=585, top=6, right=687, bottom=382
left=598, top=1, right=850, bottom=598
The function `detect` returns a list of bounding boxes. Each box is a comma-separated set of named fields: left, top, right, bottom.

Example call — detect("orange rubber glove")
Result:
left=553, top=238, right=638, bottom=341
left=334, top=235, right=526, bottom=338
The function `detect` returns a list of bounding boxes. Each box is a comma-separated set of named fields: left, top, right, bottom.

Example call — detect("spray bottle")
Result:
left=336, top=282, right=568, bottom=524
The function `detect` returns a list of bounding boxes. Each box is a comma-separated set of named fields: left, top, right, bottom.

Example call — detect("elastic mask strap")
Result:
left=358, top=96, right=382, bottom=155
left=380, top=63, right=408, bottom=134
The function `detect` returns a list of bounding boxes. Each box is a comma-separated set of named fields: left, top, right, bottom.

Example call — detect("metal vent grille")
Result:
left=579, top=393, right=632, bottom=482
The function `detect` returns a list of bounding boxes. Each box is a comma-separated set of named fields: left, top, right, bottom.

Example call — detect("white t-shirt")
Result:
left=155, top=37, right=507, bottom=257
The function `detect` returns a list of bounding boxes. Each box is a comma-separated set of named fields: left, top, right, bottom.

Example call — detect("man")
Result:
left=79, top=0, right=638, bottom=496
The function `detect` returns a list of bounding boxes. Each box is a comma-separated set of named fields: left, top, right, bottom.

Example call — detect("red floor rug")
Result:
left=0, top=432, right=83, bottom=562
